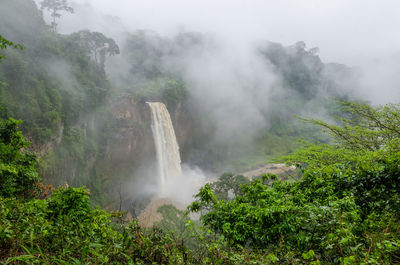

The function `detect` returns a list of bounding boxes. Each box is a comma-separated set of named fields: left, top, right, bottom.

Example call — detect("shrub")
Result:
left=0, top=118, right=40, bottom=199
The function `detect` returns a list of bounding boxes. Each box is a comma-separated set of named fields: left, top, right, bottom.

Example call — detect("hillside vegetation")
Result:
left=1, top=98, right=399, bottom=264
left=1, top=0, right=399, bottom=264
left=0, top=0, right=357, bottom=207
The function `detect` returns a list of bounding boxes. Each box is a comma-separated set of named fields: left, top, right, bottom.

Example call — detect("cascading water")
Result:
left=138, top=102, right=206, bottom=226
left=147, top=102, right=182, bottom=195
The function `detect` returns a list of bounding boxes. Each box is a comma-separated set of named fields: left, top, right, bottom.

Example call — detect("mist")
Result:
left=40, top=0, right=399, bottom=62
left=2, top=1, right=400, bottom=260
left=28, top=0, right=400, bottom=208
left=34, top=0, right=400, bottom=105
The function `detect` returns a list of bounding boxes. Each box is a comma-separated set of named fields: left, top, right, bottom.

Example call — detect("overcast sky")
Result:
left=51, top=0, right=400, bottom=66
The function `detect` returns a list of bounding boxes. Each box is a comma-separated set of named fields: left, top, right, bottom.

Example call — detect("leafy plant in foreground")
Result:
left=0, top=118, right=40, bottom=199
left=189, top=101, right=400, bottom=264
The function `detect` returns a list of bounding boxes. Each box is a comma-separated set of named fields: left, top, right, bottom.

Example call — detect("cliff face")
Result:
left=102, top=95, right=192, bottom=173
left=34, top=94, right=192, bottom=208
left=173, top=102, right=193, bottom=159
left=97, top=95, right=193, bottom=211
left=101, top=95, right=153, bottom=180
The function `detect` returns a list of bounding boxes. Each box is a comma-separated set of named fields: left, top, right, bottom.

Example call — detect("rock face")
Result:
left=99, top=95, right=193, bottom=211
left=173, top=102, right=193, bottom=159
left=102, top=95, right=192, bottom=178
left=241, top=163, right=297, bottom=179
left=101, top=95, right=153, bottom=180
left=31, top=93, right=193, bottom=212
left=137, top=197, right=185, bottom=227
left=27, top=122, right=64, bottom=157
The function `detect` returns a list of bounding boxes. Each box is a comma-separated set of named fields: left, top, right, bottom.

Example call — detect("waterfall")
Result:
left=147, top=102, right=182, bottom=195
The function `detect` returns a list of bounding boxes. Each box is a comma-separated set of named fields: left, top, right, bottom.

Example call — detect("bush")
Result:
left=189, top=101, right=400, bottom=264
left=0, top=118, right=40, bottom=199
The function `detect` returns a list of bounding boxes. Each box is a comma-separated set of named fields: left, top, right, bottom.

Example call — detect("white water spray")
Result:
left=147, top=102, right=182, bottom=195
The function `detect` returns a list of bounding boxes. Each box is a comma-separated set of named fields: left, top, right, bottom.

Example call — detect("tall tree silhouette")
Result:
left=40, top=0, right=73, bottom=32
left=71, top=30, right=120, bottom=72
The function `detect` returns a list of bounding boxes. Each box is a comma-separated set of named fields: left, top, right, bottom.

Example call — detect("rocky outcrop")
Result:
left=31, top=93, right=193, bottom=212
left=137, top=197, right=185, bottom=227
left=173, top=101, right=192, bottom=159
left=241, top=163, right=297, bottom=179
left=101, top=95, right=153, bottom=180
left=27, top=122, right=64, bottom=157
left=99, top=94, right=193, bottom=212
left=101, top=95, right=192, bottom=179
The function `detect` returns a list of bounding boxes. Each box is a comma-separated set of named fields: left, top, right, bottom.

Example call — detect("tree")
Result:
left=40, top=0, right=74, bottom=32
left=0, top=38, right=34, bottom=198
left=210, top=172, right=249, bottom=200
left=189, top=101, right=400, bottom=263
left=298, top=100, right=400, bottom=152
left=0, top=35, right=22, bottom=62
left=70, top=30, right=120, bottom=72
left=0, top=118, right=40, bottom=198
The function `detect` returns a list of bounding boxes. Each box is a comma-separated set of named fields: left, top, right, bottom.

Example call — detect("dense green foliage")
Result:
left=189, top=101, right=400, bottom=264
left=2, top=1, right=400, bottom=263
left=1, top=30, right=400, bottom=263
left=0, top=0, right=354, bottom=208
left=5, top=98, right=399, bottom=264
left=1, top=187, right=189, bottom=264
left=0, top=118, right=271, bottom=264
left=0, top=118, right=40, bottom=199
left=0, top=0, right=114, bottom=141
left=210, top=172, right=250, bottom=201
left=0, top=31, right=111, bottom=143
left=300, top=101, right=400, bottom=152
left=0, top=35, right=22, bottom=62
left=0, top=0, right=123, bottom=205
left=0, top=119, right=160, bottom=263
